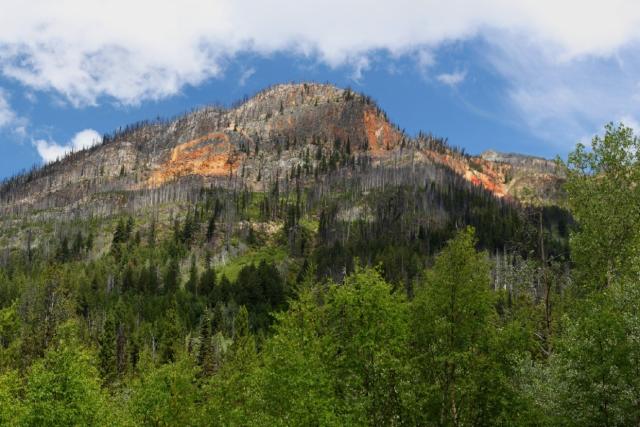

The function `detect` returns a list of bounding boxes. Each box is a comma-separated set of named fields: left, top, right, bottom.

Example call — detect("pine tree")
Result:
left=181, top=212, right=196, bottom=244
left=160, top=306, right=183, bottom=363
left=199, top=262, right=217, bottom=302
left=121, top=262, right=135, bottom=293
left=206, top=215, right=216, bottom=241
left=197, top=310, right=216, bottom=376
left=148, top=218, right=156, bottom=247
left=186, top=254, right=198, bottom=295
left=57, top=236, right=70, bottom=262
left=125, top=216, right=134, bottom=239
left=219, top=274, right=232, bottom=302
left=112, top=218, right=126, bottom=245
left=85, top=231, right=94, bottom=252
left=111, top=217, right=128, bottom=259
left=164, top=257, right=180, bottom=294
left=71, top=231, right=83, bottom=257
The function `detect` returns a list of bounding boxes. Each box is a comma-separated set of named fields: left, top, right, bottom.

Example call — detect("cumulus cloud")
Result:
left=1, top=0, right=640, bottom=105
left=436, top=71, right=467, bottom=87
left=34, top=129, right=102, bottom=163
left=1, top=1, right=640, bottom=144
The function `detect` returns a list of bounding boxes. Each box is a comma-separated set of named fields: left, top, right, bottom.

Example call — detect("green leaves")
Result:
left=411, top=227, right=523, bottom=425
left=562, top=122, right=640, bottom=291
left=526, top=123, right=640, bottom=425
left=250, top=291, right=340, bottom=426
left=538, top=283, right=640, bottom=426
left=129, top=358, right=200, bottom=427
left=0, top=369, right=26, bottom=425
left=23, top=321, right=109, bottom=427
left=322, top=267, right=410, bottom=424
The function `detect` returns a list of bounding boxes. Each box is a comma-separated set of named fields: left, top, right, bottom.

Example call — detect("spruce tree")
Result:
left=164, top=257, right=180, bottom=294
left=197, top=310, right=216, bottom=376
left=199, top=263, right=217, bottom=302
left=186, top=254, right=198, bottom=295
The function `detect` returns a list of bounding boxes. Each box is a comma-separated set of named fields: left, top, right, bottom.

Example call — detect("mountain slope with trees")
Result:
left=1, top=86, right=633, bottom=426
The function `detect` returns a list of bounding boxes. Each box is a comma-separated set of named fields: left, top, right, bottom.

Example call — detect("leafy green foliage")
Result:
left=411, top=227, right=526, bottom=425
left=22, top=321, right=112, bottom=426
left=129, top=358, right=199, bottom=426
left=562, top=122, right=640, bottom=291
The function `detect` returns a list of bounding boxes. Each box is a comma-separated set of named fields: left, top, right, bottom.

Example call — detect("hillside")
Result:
left=0, top=84, right=571, bottom=286
left=6, top=82, right=639, bottom=427
left=0, top=83, right=563, bottom=218
left=1, top=0, right=638, bottom=422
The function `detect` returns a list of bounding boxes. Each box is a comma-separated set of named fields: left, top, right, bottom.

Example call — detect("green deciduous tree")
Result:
left=562, top=122, right=640, bottom=291
left=23, top=321, right=109, bottom=426
left=0, top=369, right=26, bottom=425
left=540, top=281, right=640, bottom=426
left=322, top=267, right=411, bottom=424
left=251, top=289, right=340, bottom=426
left=411, top=227, right=524, bottom=425
left=129, top=358, right=199, bottom=426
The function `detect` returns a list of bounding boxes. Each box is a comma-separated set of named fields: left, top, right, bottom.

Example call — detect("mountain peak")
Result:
left=0, top=84, right=564, bottom=215
left=232, top=82, right=357, bottom=117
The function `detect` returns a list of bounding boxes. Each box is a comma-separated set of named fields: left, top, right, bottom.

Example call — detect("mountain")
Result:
left=0, top=83, right=563, bottom=218
left=0, top=82, right=571, bottom=284
left=0, top=83, right=579, bottom=426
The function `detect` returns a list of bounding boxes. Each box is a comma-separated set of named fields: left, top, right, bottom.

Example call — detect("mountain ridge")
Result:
left=0, top=83, right=564, bottom=216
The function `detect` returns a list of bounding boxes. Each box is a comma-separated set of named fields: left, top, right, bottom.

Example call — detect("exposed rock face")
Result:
left=0, top=83, right=564, bottom=215
left=480, top=150, right=565, bottom=202
left=481, top=150, right=557, bottom=172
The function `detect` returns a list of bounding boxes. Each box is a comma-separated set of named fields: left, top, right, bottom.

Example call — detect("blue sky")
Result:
left=1, top=1, right=640, bottom=179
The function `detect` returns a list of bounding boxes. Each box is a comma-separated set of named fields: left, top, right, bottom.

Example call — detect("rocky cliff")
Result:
left=0, top=83, right=564, bottom=216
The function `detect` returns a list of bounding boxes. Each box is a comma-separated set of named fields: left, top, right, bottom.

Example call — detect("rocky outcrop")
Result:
left=0, top=83, right=564, bottom=215
left=480, top=150, right=565, bottom=202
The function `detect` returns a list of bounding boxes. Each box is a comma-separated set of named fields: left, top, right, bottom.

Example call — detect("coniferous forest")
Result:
left=0, top=122, right=638, bottom=426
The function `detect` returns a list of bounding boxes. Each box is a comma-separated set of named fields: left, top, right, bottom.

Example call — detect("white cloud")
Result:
left=238, top=67, right=255, bottom=86
left=70, top=129, right=103, bottom=151
left=13, top=125, right=26, bottom=138
left=620, top=115, right=640, bottom=133
left=436, top=70, right=467, bottom=87
left=348, top=56, right=371, bottom=83
left=0, top=89, right=15, bottom=128
left=1, top=0, right=640, bottom=106
left=34, top=129, right=102, bottom=163
left=34, top=140, right=69, bottom=163
left=416, top=49, right=435, bottom=76
left=484, top=34, right=640, bottom=147
left=1, top=1, right=640, bottom=146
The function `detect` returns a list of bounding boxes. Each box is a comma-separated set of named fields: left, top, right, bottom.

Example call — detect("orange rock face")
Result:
left=148, top=132, right=242, bottom=187
left=363, top=109, right=401, bottom=155
left=424, top=150, right=509, bottom=198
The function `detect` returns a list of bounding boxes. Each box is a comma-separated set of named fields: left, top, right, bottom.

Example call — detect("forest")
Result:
left=0, top=123, right=637, bottom=426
